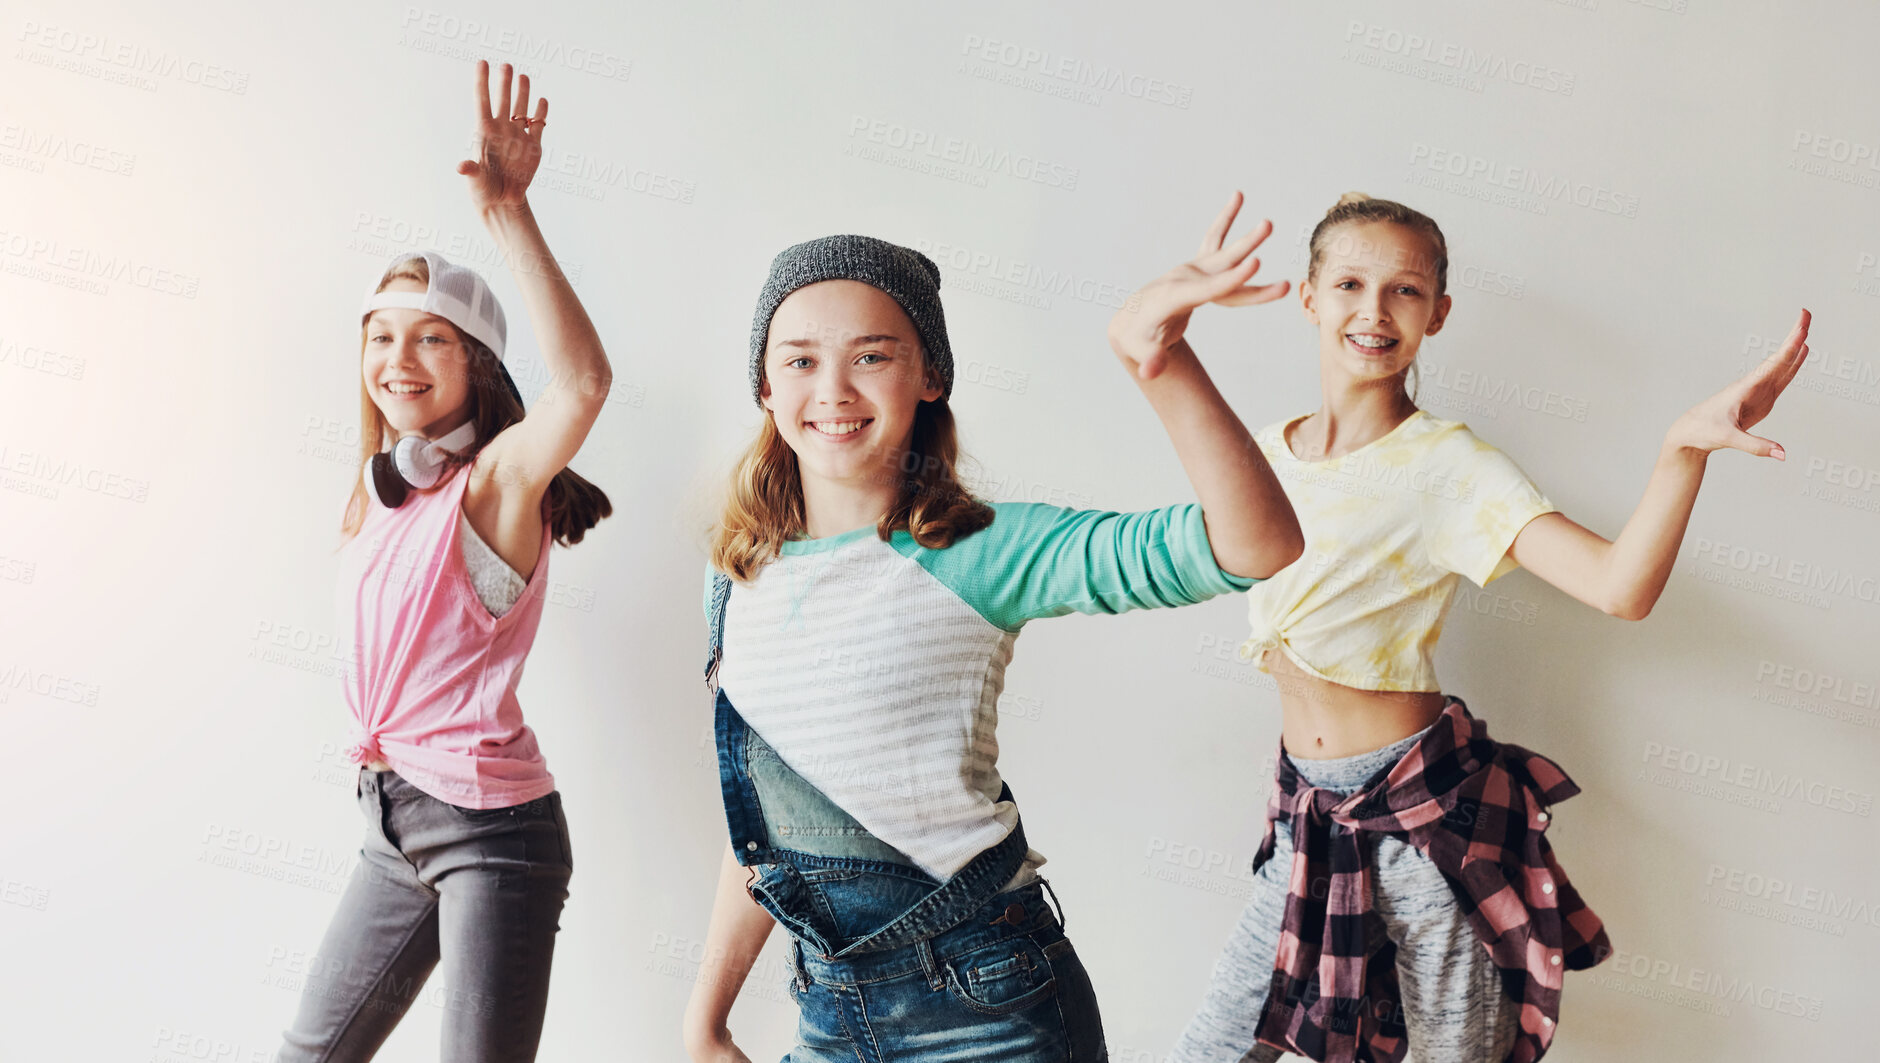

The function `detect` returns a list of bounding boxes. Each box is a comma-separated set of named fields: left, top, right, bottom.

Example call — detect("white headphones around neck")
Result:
left=364, top=420, right=477, bottom=508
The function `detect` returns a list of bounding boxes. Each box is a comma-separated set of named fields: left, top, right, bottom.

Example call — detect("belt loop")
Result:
left=915, top=938, right=944, bottom=991
left=1038, top=875, right=1066, bottom=929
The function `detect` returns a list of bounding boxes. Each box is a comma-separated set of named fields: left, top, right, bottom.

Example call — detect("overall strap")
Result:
left=704, top=569, right=732, bottom=695
left=823, top=790, right=1029, bottom=958
left=706, top=564, right=1030, bottom=957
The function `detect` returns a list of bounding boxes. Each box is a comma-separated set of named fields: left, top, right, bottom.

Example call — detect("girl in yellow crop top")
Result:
left=1236, top=192, right=1811, bottom=760
left=1160, top=191, right=1813, bottom=1063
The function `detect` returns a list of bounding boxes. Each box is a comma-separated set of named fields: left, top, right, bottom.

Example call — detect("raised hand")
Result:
left=1108, top=191, right=1291, bottom=381
left=1670, top=309, right=1811, bottom=460
left=458, top=59, right=548, bottom=215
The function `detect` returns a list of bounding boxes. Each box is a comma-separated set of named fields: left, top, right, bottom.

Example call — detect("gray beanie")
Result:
left=748, top=234, right=952, bottom=408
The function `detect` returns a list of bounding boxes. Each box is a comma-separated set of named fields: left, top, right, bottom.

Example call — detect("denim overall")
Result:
left=705, top=571, right=1108, bottom=1062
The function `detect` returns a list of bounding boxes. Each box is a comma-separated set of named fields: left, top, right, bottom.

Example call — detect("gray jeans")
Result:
left=277, top=767, right=573, bottom=1062
left=1172, top=727, right=1519, bottom=1063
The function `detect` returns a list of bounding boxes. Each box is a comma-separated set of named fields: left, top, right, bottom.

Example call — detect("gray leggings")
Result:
left=277, top=767, right=573, bottom=1063
left=1172, top=727, right=1519, bottom=1063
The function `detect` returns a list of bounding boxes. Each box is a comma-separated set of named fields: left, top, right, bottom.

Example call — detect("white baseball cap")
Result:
left=360, top=250, right=522, bottom=405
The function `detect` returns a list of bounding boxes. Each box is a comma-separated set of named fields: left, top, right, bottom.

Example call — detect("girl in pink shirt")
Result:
left=277, top=60, right=612, bottom=1063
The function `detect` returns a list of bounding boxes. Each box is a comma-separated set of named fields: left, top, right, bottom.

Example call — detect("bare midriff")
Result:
left=1264, top=644, right=1447, bottom=761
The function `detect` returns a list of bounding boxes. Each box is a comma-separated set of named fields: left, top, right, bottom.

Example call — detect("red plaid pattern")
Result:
left=1251, top=697, right=1610, bottom=1063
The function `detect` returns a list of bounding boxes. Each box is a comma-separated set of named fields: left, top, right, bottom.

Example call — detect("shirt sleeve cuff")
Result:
left=1472, top=501, right=1559, bottom=587
left=1171, top=503, right=1262, bottom=597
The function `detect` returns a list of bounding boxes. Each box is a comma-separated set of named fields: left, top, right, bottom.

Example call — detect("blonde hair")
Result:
left=1306, top=192, right=1450, bottom=402
left=1307, top=191, right=1449, bottom=299
left=341, top=255, right=612, bottom=545
left=709, top=355, right=992, bottom=581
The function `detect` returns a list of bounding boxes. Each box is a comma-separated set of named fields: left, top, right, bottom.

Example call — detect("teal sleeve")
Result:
left=911, top=501, right=1260, bottom=632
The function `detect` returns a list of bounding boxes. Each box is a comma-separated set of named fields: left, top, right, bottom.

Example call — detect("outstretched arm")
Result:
left=463, top=59, right=612, bottom=501
left=1107, top=192, right=1306, bottom=580
left=1509, top=309, right=1813, bottom=620
left=681, top=843, right=773, bottom=1063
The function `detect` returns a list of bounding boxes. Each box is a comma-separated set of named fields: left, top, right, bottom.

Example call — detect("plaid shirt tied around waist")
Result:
left=1251, top=697, right=1611, bottom=1063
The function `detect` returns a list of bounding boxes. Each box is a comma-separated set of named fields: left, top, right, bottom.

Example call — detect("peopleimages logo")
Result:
left=1416, top=359, right=1588, bottom=422
left=0, top=335, right=86, bottom=381
left=1282, top=449, right=1478, bottom=503
left=845, top=115, right=1080, bottom=191
left=0, top=663, right=101, bottom=706
left=957, top=34, right=1193, bottom=108
left=0, top=229, right=199, bottom=298
left=910, top=238, right=1136, bottom=311
left=15, top=20, right=251, bottom=94
left=1589, top=946, right=1824, bottom=1021
left=396, top=7, right=633, bottom=81
left=1705, top=864, right=1880, bottom=931
left=1791, top=131, right=1880, bottom=172
left=0, top=442, right=151, bottom=502
left=1641, top=741, right=1874, bottom=816
left=1689, top=536, right=1880, bottom=607
left=1756, top=659, right=1879, bottom=709
left=1342, top=21, right=1577, bottom=95
left=1803, top=455, right=1880, bottom=493
left=0, top=121, right=137, bottom=176
left=1406, top=144, right=1640, bottom=218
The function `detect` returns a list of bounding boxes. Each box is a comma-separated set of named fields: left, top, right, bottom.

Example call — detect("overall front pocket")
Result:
left=943, top=937, right=1059, bottom=1016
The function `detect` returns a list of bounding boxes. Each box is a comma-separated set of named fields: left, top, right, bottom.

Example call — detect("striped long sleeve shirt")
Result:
left=708, top=500, right=1259, bottom=887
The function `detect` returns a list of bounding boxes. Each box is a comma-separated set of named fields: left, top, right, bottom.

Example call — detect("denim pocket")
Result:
left=443, top=800, right=514, bottom=821
left=799, top=867, right=865, bottom=884
left=443, top=791, right=560, bottom=821
left=551, top=794, right=573, bottom=873
left=1039, top=934, right=1106, bottom=1057
left=943, top=936, right=1058, bottom=1016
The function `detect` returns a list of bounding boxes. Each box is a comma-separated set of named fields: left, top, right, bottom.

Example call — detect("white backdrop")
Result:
left=3, top=1, right=1877, bottom=1059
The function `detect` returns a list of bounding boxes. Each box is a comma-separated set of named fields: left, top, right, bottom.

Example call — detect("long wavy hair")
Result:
left=340, top=255, right=611, bottom=546
left=1305, top=191, right=1449, bottom=403
left=709, top=356, right=993, bottom=582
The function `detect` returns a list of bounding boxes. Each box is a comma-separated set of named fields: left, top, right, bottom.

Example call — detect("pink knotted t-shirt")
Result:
left=337, top=461, right=555, bottom=808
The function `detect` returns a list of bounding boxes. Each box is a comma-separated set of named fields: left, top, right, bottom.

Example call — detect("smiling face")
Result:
left=1300, top=220, right=1451, bottom=386
left=759, top=279, right=942, bottom=493
left=361, top=277, right=476, bottom=439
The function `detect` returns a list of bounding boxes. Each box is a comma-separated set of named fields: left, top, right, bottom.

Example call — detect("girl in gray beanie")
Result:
left=685, top=200, right=1305, bottom=1062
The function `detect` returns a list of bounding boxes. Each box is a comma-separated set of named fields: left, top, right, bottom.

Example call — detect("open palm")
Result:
left=1673, top=309, right=1811, bottom=460
left=458, top=59, right=547, bottom=213
left=1109, top=191, right=1291, bottom=380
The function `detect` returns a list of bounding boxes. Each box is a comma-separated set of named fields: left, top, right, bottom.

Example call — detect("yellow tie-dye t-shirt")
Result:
left=1240, top=409, right=1557, bottom=692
